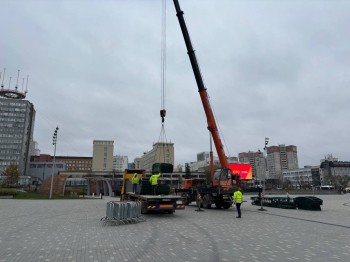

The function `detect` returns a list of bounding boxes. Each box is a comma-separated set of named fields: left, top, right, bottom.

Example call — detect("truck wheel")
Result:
left=202, top=194, right=212, bottom=209
left=141, top=203, right=148, bottom=214
left=222, top=203, right=232, bottom=209
left=214, top=201, right=223, bottom=209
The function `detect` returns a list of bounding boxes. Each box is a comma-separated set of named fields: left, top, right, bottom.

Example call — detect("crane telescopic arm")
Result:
left=172, top=0, right=228, bottom=169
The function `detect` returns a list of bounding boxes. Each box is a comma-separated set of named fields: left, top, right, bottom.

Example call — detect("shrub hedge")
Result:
left=0, top=188, right=17, bottom=196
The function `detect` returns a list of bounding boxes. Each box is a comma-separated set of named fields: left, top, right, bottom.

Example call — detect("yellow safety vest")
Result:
left=233, top=190, right=243, bottom=204
left=150, top=174, right=160, bottom=186
left=132, top=175, right=139, bottom=184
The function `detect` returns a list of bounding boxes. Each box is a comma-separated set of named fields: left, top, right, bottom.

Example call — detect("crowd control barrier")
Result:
left=101, top=201, right=145, bottom=226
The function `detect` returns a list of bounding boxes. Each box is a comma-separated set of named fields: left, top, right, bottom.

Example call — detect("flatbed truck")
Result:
left=120, top=169, right=185, bottom=214
left=124, top=192, right=185, bottom=214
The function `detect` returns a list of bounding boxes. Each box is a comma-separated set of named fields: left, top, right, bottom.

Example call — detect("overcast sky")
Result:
left=1, top=0, right=349, bottom=168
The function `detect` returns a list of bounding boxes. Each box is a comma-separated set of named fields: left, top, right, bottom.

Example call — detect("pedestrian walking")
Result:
left=286, top=191, right=290, bottom=202
left=233, top=187, right=243, bottom=218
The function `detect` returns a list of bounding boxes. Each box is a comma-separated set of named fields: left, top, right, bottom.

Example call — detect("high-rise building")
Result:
left=266, top=144, right=298, bottom=180
left=238, top=150, right=265, bottom=184
left=92, top=140, right=114, bottom=172
left=0, top=97, right=35, bottom=176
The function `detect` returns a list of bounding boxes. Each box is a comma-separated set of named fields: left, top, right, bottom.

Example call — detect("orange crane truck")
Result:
left=173, top=0, right=239, bottom=209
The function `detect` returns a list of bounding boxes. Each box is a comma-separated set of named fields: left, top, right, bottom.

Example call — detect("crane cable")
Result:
left=207, top=93, right=231, bottom=158
left=155, top=0, right=171, bottom=164
left=160, top=0, right=167, bottom=124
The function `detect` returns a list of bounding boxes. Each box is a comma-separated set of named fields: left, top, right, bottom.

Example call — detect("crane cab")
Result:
left=212, top=168, right=237, bottom=188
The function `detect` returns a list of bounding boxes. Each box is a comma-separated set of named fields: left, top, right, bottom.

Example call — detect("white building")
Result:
left=282, top=166, right=314, bottom=189
left=187, top=152, right=238, bottom=172
left=137, top=142, right=174, bottom=172
left=188, top=152, right=218, bottom=172
left=113, top=155, right=128, bottom=172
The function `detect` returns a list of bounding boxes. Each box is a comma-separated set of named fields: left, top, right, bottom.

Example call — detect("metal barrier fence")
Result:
left=101, top=201, right=145, bottom=226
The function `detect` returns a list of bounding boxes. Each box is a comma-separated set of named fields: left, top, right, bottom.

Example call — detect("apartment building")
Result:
left=266, top=144, right=298, bottom=181
left=238, top=150, right=266, bottom=184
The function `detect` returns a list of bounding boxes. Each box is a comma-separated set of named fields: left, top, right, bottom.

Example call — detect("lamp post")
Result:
left=49, top=126, right=59, bottom=199
left=258, top=137, right=269, bottom=211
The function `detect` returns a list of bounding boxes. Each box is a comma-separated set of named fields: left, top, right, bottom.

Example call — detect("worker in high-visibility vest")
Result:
left=131, top=173, right=139, bottom=193
left=149, top=172, right=161, bottom=195
left=233, top=187, right=243, bottom=218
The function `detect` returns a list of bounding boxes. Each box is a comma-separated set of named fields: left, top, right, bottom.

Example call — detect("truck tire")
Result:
left=141, top=203, right=148, bottom=214
left=222, top=202, right=232, bottom=209
left=214, top=201, right=223, bottom=209
left=202, top=194, right=212, bottom=209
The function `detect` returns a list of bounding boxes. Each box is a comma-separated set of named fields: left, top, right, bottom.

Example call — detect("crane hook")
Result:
left=160, top=109, right=166, bottom=123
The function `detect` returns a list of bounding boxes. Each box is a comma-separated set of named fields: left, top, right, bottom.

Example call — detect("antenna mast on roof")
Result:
left=0, top=68, right=28, bottom=99
left=15, top=70, right=20, bottom=90
left=1, top=68, right=5, bottom=88
left=25, top=75, right=29, bottom=94
left=21, top=78, right=25, bottom=92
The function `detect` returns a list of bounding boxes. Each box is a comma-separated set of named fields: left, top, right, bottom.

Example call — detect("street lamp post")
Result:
left=258, top=137, right=269, bottom=211
left=49, top=126, right=59, bottom=199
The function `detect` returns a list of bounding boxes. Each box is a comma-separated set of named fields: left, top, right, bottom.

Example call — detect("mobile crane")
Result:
left=173, top=0, right=239, bottom=209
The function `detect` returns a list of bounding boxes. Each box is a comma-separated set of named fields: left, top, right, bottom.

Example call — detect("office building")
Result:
left=113, top=155, right=128, bottom=171
left=31, top=154, right=92, bottom=172
left=92, top=140, right=114, bottom=171
left=319, top=155, right=350, bottom=186
left=138, top=142, right=174, bottom=172
left=282, top=166, right=315, bottom=189
left=0, top=97, right=35, bottom=176
left=188, top=151, right=219, bottom=172
left=29, top=161, right=67, bottom=182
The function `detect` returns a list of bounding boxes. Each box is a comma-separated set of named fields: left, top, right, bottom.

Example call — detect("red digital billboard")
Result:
left=228, top=164, right=252, bottom=180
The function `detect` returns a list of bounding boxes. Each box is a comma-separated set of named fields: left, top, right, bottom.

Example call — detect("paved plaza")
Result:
left=0, top=194, right=349, bottom=262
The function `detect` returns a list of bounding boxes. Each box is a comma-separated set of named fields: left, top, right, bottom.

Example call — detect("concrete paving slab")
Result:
left=0, top=194, right=349, bottom=262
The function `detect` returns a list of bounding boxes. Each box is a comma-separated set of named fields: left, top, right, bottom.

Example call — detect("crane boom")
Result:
left=173, top=0, right=228, bottom=169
